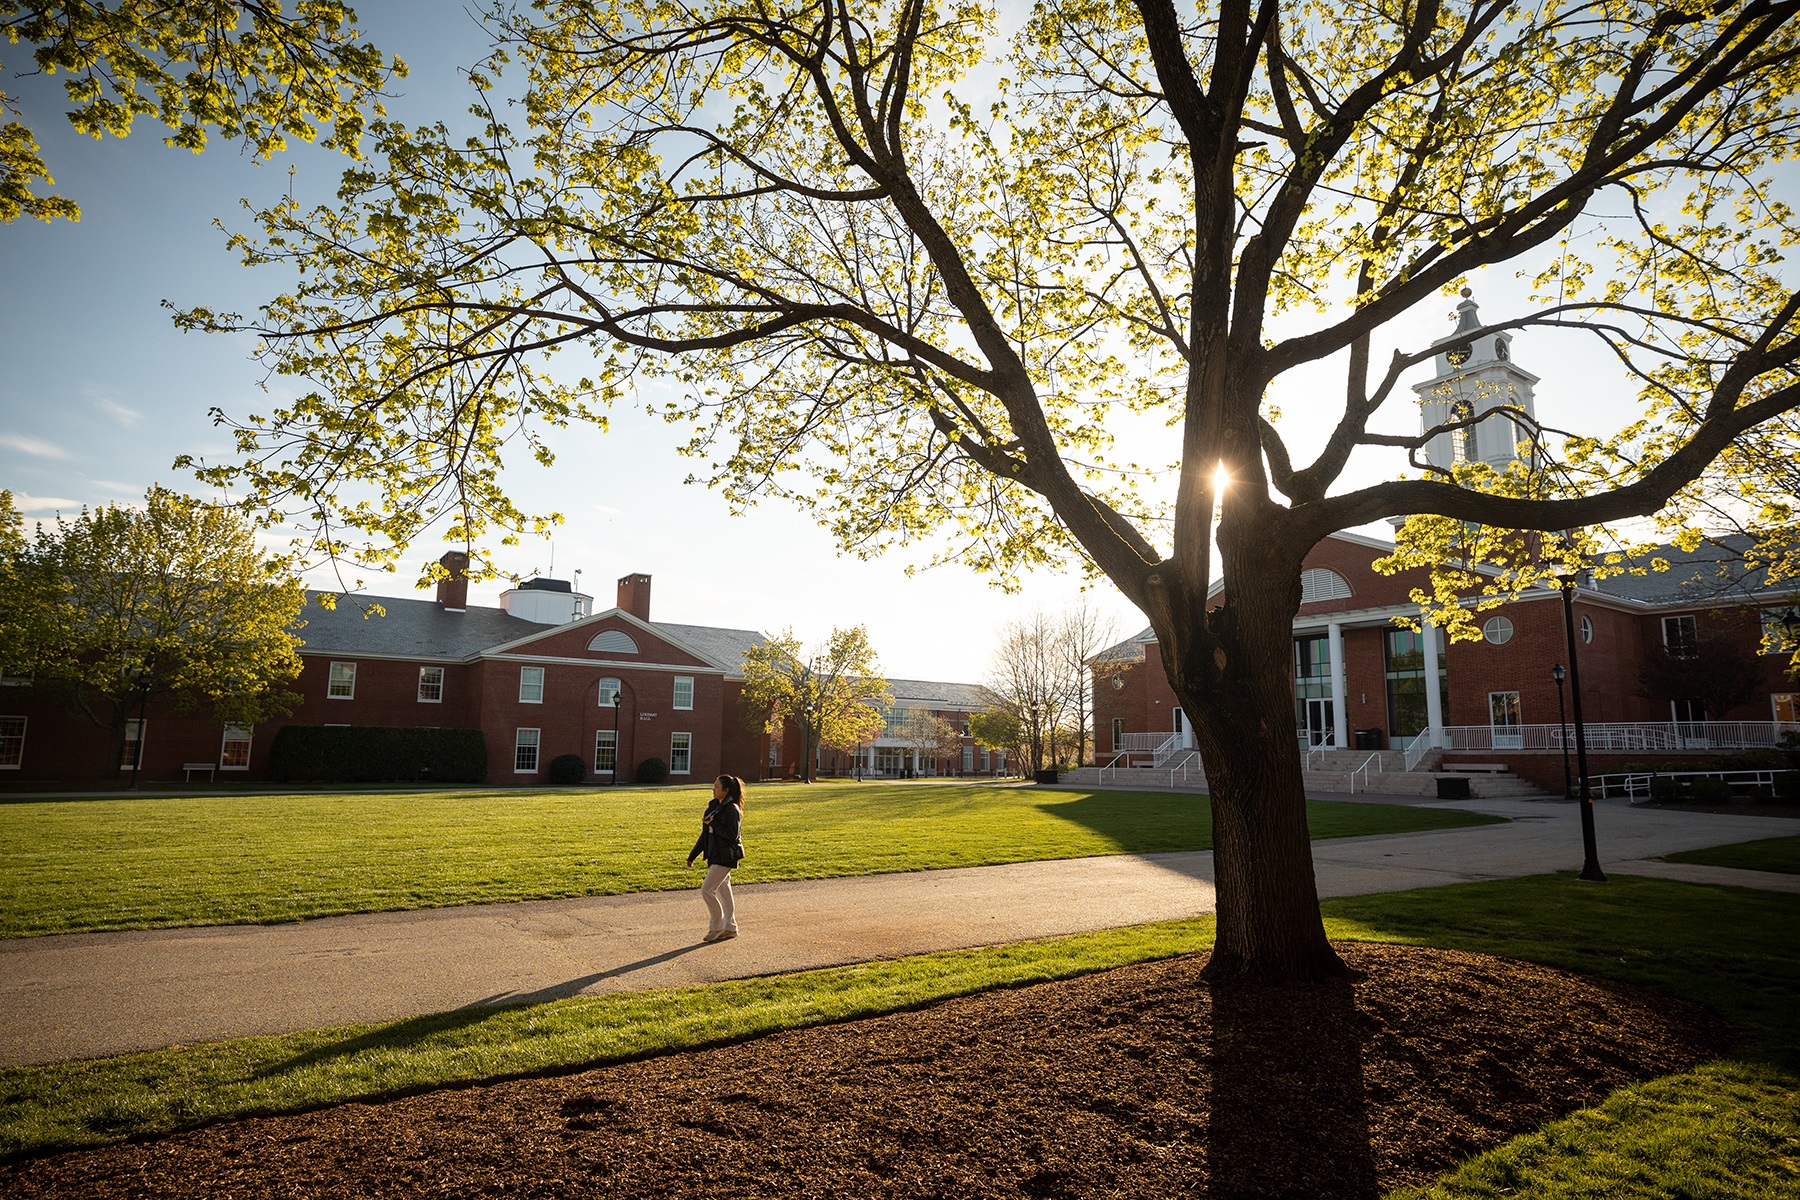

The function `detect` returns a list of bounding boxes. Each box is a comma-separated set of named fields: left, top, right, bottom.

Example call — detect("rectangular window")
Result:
left=876, top=746, right=901, bottom=775
left=1488, top=691, right=1522, bottom=749
left=122, top=719, right=146, bottom=770
left=327, top=661, right=357, bottom=699
left=962, top=745, right=974, bottom=772
left=418, top=666, right=444, bottom=703
left=997, top=750, right=1007, bottom=774
left=594, top=729, right=617, bottom=774
left=519, top=666, right=545, bottom=704
left=981, top=748, right=990, bottom=772
left=1111, top=717, right=1125, bottom=751
left=768, top=738, right=781, bottom=769
left=514, top=728, right=540, bottom=773
left=220, top=724, right=253, bottom=770
left=1383, top=627, right=1448, bottom=741
left=672, top=676, right=694, bottom=710
left=670, top=732, right=692, bottom=774
left=0, top=716, right=24, bottom=768
left=1662, top=615, right=1698, bottom=657
left=1774, top=694, right=1798, bottom=723
left=1761, top=609, right=1798, bottom=656
left=597, top=677, right=621, bottom=706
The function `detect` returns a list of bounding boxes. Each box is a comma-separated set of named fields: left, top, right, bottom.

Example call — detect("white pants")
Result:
left=701, top=865, right=736, bottom=934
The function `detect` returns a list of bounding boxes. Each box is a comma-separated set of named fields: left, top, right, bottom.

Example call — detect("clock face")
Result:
left=1446, top=343, right=1472, bottom=366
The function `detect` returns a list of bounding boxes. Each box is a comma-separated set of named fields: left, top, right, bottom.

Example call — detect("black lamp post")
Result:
left=1555, top=570, right=1606, bottom=882
left=610, top=691, right=622, bottom=786
left=128, top=668, right=152, bottom=791
left=1029, top=702, right=1040, bottom=776
left=1550, top=663, right=1572, bottom=799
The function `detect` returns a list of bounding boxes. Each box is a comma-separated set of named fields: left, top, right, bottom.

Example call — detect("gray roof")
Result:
left=1091, top=628, right=1154, bottom=665
left=649, top=621, right=767, bottom=674
left=294, top=592, right=552, bottom=659
left=1588, top=535, right=1800, bottom=607
left=886, top=678, right=997, bottom=709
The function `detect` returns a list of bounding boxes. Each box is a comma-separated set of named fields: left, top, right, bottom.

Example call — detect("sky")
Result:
left=0, top=2, right=1668, bottom=682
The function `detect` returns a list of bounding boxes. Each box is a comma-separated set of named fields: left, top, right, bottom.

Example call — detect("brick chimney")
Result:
left=617, top=573, right=651, bottom=621
left=437, top=551, right=470, bottom=612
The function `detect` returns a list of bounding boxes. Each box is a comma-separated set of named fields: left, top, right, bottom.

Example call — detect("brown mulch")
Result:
left=0, top=944, right=1730, bottom=1199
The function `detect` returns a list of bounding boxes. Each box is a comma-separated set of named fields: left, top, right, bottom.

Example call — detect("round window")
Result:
left=1482, top=615, right=1514, bottom=645
left=1580, top=615, right=1594, bottom=644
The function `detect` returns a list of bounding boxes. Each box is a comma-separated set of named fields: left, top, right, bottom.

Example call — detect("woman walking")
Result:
left=688, top=774, right=745, bottom=942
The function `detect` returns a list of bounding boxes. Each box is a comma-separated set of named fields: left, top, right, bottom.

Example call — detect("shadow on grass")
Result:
left=1033, top=790, right=1215, bottom=855
left=255, top=943, right=711, bottom=1079
left=1207, top=973, right=1377, bottom=1199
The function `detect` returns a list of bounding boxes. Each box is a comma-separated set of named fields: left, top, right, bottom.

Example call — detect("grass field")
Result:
left=1664, top=835, right=1800, bottom=876
left=0, top=783, right=1498, bottom=937
left=3, top=873, right=1795, bottom=1180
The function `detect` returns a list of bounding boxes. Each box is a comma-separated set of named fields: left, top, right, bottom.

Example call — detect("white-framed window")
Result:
left=220, top=724, right=253, bottom=770
left=588, top=629, right=640, bottom=654
left=417, top=666, right=444, bottom=703
left=768, top=738, right=781, bottom=770
left=0, top=716, right=24, bottom=768
left=122, top=718, right=147, bottom=769
left=1481, top=615, right=1514, bottom=645
left=519, top=666, right=545, bottom=704
left=327, top=661, right=357, bottom=699
left=1112, top=717, right=1125, bottom=750
left=1663, top=614, right=1698, bottom=657
left=670, top=732, right=692, bottom=774
left=1761, top=608, right=1799, bottom=656
left=672, top=676, right=694, bottom=710
left=597, top=677, right=622, bottom=706
left=1489, top=691, right=1522, bottom=749
left=1581, top=614, right=1594, bottom=644
left=594, top=729, right=617, bottom=774
left=981, top=748, right=990, bottom=772
left=514, top=728, right=541, bottom=773
left=1774, top=694, right=1798, bottom=723
left=997, top=750, right=1007, bottom=774
left=962, top=745, right=974, bottom=772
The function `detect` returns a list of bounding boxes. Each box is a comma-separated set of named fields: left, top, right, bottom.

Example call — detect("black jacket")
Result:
left=690, top=799, right=743, bottom=868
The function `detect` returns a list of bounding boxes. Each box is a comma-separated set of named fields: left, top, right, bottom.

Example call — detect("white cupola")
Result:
left=1412, top=289, right=1541, bottom=473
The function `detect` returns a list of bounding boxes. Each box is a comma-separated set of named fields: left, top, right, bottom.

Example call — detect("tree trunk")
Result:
left=1166, top=539, right=1345, bottom=983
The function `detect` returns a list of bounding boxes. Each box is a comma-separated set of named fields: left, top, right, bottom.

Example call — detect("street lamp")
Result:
left=1554, top=565, right=1606, bottom=882
left=1029, top=703, right=1040, bottom=777
left=610, top=691, right=622, bottom=787
left=1782, top=607, right=1800, bottom=645
left=128, top=667, right=152, bottom=791
left=1550, top=664, right=1572, bottom=799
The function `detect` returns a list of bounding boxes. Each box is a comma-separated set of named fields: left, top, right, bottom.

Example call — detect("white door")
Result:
left=1172, top=707, right=1192, bottom=748
left=1305, top=698, right=1335, bottom=748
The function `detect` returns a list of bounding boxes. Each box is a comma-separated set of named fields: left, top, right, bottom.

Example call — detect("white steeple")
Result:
left=1412, top=289, right=1541, bottom=472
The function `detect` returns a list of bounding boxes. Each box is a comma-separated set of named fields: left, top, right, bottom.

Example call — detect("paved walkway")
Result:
left=2, top=796, right=1794, bottom=1067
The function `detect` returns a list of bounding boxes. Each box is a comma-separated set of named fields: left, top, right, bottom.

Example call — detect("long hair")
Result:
left=716, top=773, right=744, bottom=809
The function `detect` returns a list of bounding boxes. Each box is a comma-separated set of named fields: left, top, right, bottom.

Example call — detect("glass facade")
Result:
left=1293, top=635, right=1331, bottom=734
left=1384, top=627, right=1448, bottom=740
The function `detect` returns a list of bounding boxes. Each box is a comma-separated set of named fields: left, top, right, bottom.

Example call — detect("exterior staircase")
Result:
left=1056, top=745, right=1554, bottom=798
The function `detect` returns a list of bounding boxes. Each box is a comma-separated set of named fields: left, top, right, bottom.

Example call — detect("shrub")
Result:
left=548, top=754, right=587, bottom=785
left=1650, top=775, right=1681, bottom=802
left=636, top=756, right=670, bottom=784
left=1687, top=777, right=1732, bottom=804
left=1713, top=750, right=1786, bottom=771
left=267, top=726, right=488, bottom=783
left=1776, top=771, right=1800, bottom=803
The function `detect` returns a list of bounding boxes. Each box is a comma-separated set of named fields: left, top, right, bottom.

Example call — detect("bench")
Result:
left=1442, top=763, right=1508, bottom=774
left=182, top=763, right=216, bottom=781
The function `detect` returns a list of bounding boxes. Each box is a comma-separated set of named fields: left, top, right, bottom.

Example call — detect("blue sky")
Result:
left=0, top=2, right=1662, bottom=682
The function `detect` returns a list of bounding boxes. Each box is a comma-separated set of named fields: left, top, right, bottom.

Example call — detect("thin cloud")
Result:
left=11, top=493, right=86, bottom=515
left=90, top=396, right=144, bottom=428
left=0, top=433, right=70, bottom=460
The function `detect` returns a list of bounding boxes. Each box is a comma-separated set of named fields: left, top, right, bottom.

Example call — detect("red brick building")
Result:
left=0, top=559, right=1007, bottom=786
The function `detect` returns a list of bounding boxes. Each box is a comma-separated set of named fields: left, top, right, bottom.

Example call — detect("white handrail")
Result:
left=1347, top=753, right=1379, bottom=794
left=1305, top=745, right=1328, bottom=772
left=1431, top=720, right=1797, bottom=753
left=1403, top=727, right=1443, bottom=771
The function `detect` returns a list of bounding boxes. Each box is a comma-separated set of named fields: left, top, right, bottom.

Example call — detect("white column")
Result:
left=1328, top=621, right=1348, bottom=749
left=1422, top=617, right=1443, bottom=746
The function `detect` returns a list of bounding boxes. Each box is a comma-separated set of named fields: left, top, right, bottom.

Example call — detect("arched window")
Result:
left=1451, top=398, right=1476, bottom=464
left=588, top=629, right=639, bottom=654
left=597, top=677, right=622, bottom=705
left=1300, top=568, right=1352, bottom=604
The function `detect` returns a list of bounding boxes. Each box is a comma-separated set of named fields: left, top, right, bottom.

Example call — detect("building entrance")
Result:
left=1304, top=697, right=1336, bottom=747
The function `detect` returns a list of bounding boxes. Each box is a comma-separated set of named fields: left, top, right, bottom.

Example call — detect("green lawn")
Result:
left=0, top=784, right=1498, bottom=937
left=3, top=873, right=1795, bottom=1182
left=1664, top=835, right=1800, bottom=876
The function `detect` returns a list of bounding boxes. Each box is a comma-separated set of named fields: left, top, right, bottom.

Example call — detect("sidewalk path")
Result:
left=1, top=797, right=1792, bottom=1067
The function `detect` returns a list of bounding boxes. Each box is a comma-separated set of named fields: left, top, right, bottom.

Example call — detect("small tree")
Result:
left=2, top=487, right=305, bottom=777
left=970, top=708, right=1025, bottom=775
left=741, top=627, right=890, bottom=784
left=1638, top=633, right=1766, bottom=722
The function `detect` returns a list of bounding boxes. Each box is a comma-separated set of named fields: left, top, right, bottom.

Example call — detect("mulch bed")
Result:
left=0, top=944, right=1731, bottom=1199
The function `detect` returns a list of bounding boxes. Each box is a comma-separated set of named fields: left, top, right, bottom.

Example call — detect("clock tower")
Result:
left=1412, top=289, right=1540, bottom=472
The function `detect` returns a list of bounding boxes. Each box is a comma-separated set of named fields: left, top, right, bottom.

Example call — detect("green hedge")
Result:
left=267, top=726, right=489, bottom=783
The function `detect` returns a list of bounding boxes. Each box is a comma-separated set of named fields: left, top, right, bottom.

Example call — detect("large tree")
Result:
left=1, top=0, right=401, bottom=222
left=187, top=0, right=1800, bottom=980
left=1, top=487, right=306, bottom=777
left=741, top=626, right=889, bottom=782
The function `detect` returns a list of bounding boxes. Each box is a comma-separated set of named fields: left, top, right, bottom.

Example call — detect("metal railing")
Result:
left=1401, top=728, right=1439, bottom=771
left=1151, top=733, right=1187, bottom=767
left=1305, top=744, right=1329, bottom=772
left=1347, top=753, right=1380, bottom=794
left=1589, top=768, right=1787, bottom=799
left=1434, top=721, right=1797, bottom=754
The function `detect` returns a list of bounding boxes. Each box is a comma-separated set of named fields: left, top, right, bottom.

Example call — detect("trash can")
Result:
left=1034, top=769, right=1060, bottom=785
left=1354, top=728, right=1384, bottom=751
left=1436, top=775, right=1472, bottom=800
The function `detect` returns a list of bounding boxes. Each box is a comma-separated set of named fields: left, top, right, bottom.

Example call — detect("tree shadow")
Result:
left=1033, top=790, right=1214, bottom=855
left=1206, top=973, right=1377, bottom=1199
left=254, top=942, right=710, bottom=1079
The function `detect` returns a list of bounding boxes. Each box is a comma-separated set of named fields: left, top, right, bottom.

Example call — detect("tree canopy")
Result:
left=1, top=0, right=402, bottom=222
left=1, top=487, right=306, bottom=775
left=184, top=0, right=1800, bottom=980
left=740, top=626, right=889, bottom=781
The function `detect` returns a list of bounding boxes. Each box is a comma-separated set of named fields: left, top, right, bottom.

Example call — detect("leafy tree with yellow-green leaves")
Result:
left=180, top=0, right=1800, bottom=983
left=741, top=627, right=889, bottom=783
left=0, top=0, right=402, bottom=222
left=0, top=487, right=306, bottom=778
